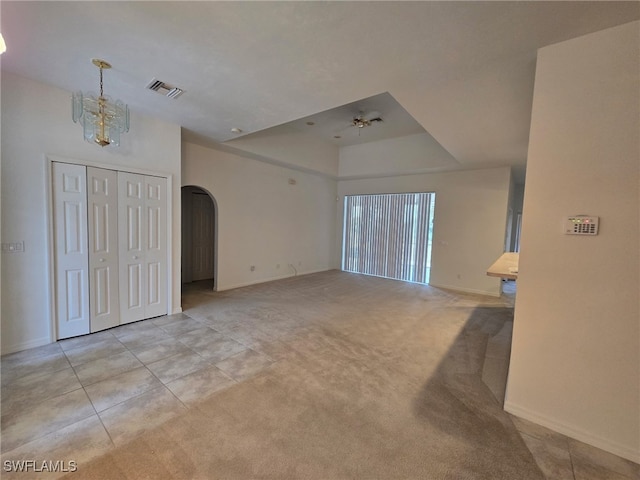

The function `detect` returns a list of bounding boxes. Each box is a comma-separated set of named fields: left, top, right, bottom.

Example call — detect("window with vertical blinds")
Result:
left=342, top=193, right=435, bottom=285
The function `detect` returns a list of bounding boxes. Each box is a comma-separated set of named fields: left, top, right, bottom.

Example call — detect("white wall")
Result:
left=182, top=142, right=337, bottom=291
left=337, top=166, right=511, bottom=296
left=508, top=183, right=525, bottom=252
left=339, top=132, right=459, bottom=178
left=506, top=22, right=639, bottom=462
left=225, top=131, right=339, bottom=177
left=1, top=72, right=182, bottom=354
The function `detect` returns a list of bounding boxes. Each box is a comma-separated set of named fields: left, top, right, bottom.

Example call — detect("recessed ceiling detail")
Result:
left=2, top=1, right=637, bottom=180
left=229, top=92, right=427, bottom=148
left=146, top=78, right=184, bottom=99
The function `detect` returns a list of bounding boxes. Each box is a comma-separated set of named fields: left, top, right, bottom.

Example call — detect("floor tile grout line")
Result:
left=93, top=380, right=176, bottom=416
left=83, top=364, right=163, bottom=409
left=83, top=324, right=248, bottom=441
left=0, top=364, right=87, bottom=442
left=0, top=408, right=98, bottom=457
left=94, top=410, right=118, bottom=449
left=110, top=319, right=255, bottom=393
left=568, top=446, right=578, bottom=480
left=0, top=355, right=74, bottom=390
left=78, top=368, right=119, bottom=450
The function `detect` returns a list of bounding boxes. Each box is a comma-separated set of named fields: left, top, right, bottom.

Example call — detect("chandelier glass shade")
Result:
left=72, top=59, right=129, bottom=147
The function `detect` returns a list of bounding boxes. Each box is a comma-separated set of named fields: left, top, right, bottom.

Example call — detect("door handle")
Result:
left=133, top=255, right=138, bottom=260
left=99, top=258, right=106, bottom=262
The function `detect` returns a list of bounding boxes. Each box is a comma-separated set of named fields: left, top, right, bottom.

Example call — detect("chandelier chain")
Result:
left=99, top=66, right=104, bottom=98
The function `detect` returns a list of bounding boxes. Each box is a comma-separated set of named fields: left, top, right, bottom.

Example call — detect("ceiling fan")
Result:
left=351, top=111, right=383, bottom=129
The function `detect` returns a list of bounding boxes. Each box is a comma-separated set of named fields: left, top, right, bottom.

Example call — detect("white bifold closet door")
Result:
left=87, top=167, right=120, bottom=332
left=118, top=172, right=168, bottom=324
left=53, top=163, right=91, bottom=339
left=53, top=163, right=168, bottom=339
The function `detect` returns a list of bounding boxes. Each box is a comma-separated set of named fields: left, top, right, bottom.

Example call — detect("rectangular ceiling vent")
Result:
left=146, top=78, right=184, bottom=99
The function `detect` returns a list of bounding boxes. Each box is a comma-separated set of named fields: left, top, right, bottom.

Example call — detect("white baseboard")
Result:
left=2, top=336, right=52, bottom=356
left=218, top=268, right=330, bottom=292
left=504, top=401, right=640, bottom=463
left=171, top=307, right=183, bottom=314
left=429, top=283, right=501, bottom=297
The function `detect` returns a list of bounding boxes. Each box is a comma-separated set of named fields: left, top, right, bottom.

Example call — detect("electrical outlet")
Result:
left=250, top=265, right=256, bottom=272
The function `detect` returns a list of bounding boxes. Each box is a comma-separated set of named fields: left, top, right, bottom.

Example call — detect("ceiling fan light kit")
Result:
left=350, top=113, right=383, bottom=136
left=352, top=114, right=383, bottom=129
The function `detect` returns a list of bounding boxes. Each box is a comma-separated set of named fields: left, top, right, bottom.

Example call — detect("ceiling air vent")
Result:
left=146, top=78, right=184, bottom=99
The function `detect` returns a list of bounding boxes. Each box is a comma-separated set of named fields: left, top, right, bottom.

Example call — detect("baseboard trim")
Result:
left=2, top=336, right=52, bottom=356
left=504, top=401, right=640, bottom=463
left=429, top=283, right=501, bottom=297
left=218, top=268, right=331, bottom=292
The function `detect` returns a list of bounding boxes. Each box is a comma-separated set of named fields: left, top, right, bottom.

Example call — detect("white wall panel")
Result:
left=506, top=22, right=639, bottom=462
left=182, top=142, right=337, bottom=291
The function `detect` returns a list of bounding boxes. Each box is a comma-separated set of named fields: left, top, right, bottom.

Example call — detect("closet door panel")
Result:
left=144, top=176, right=168, bottom=318
left=118, top=172, right=147, bottom=324
left=87, top=167, right=120, bottom=332
left=53, top=163, right=90, bottom=339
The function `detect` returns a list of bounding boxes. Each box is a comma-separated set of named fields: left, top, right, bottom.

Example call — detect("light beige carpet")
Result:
left=66, top=271, right=543, bottom=479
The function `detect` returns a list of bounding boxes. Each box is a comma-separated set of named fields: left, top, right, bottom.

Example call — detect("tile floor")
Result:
left=1, top=275, right=637, bottom=479
left=1, top=299, right=274, bottom=476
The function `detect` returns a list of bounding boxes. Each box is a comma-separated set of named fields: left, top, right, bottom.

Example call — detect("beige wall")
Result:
left=338, top=132, right=458, bottom=178
left=337, top=167, right=511, bottom=296
left=506, top=21, right=639, bottom=462
left=225, top=131, right=339, bottom=177
left=1, top=72, right=182, bottom=354
left=182, top=142, right=338, bottom=291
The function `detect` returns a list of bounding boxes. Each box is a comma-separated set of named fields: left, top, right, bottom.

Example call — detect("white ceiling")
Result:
left=2, top=1, right=638, bottom=181
left=236, top=92, right=427, bottom=148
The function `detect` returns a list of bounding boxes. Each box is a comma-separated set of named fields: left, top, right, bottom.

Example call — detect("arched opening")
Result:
left=181, top=185, right=218, bottom=292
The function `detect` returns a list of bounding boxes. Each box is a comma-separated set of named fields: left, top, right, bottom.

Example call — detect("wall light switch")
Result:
left=1, top=241, right=25, bottom=253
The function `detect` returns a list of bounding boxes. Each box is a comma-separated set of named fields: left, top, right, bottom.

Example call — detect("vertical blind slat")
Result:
left=342, top=192, right=435, bottom=285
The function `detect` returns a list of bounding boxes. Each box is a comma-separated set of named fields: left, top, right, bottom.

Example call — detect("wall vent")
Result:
left=146, top=78, right=184, bottom=99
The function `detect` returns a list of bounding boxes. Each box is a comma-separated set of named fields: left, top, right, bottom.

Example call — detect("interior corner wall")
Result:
left=181, top=142, right=338, bottom=291
left=509, top=183, right=525, bottom=252
left=337, top=166, right=511, bottom=296
left=505, top=22, right=640, bottom=462
left=1, top=71, right=182, bottom=355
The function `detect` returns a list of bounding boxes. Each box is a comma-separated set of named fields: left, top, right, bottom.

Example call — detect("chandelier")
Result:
left=72, top=59, right=129, bottom=147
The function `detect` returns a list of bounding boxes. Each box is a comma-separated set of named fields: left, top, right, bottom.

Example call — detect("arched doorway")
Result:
left=181, top=186, right=217, bottom=291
